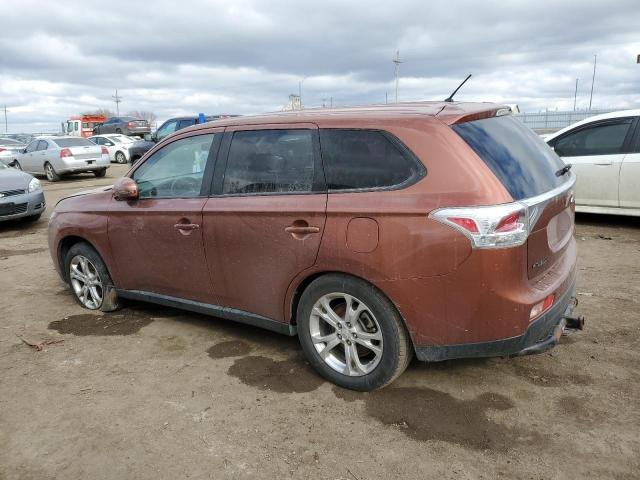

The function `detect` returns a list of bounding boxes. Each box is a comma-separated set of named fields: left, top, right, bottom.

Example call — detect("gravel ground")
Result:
left=1, top=165, right=639, bottom=480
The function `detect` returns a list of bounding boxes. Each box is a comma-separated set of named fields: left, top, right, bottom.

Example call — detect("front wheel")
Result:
left=297, top=274, right=413, bottom=391
left=64, top=242, right=121, bottom=312
left=11, top=160, right=22, bottom=170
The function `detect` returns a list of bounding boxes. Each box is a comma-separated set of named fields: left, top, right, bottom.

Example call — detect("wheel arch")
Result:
left=288, top=270, right=402, bottom=326
left=57, top=235, right=106, bottom=282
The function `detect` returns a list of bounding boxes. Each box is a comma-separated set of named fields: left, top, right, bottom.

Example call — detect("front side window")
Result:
left=132, top=134, right=215, bottom=198
left=553, top=119, right=633, bottom=157
left=223, top=129, right=315, bottom=195
left=319, top=129, right=423, bottom=190
left=25, top=140, right=39, bottom=153
left=156, top=120, right=178, bottom=141
left=89, top=137, right=102, bottom=145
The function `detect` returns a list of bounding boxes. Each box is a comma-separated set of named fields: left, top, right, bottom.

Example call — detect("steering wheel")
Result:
left=169, top=176, right=200, bottom=196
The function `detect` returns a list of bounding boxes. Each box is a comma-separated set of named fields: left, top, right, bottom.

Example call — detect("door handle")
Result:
left=594, top=162, right=612, bottom=166
left=174, top=223, right=200, bottom=231
left=285, top=226, right=320, bottom=234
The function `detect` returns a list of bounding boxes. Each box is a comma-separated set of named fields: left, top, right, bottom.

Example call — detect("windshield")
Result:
left=53, top=138, right=95, bottom=148
left=453, top=115, right=565, bottom=200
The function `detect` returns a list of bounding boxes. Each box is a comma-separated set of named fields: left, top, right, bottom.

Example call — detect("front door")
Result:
left=202, top=125, right=326, bottom=322
left=553, top=117, right=635, bottom=208
left=108, top=131, right=221, bottom=303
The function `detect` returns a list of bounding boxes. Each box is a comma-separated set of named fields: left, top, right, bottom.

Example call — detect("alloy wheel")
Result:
left=45, top=164, right=55, bottom=181
left=69, top=255, right=103, bottom=309
left=309, top=293, right=383, bottom=376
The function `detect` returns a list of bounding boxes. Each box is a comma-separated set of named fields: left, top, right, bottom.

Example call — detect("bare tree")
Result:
left=82, top=108, right=114, bottom=118
left=127, top=110, right=157, bottom=124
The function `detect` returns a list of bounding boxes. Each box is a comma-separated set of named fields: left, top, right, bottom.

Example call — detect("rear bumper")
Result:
left=58, top=157, right=110, bottom=174
left=415, top=277, right=580, bottom=362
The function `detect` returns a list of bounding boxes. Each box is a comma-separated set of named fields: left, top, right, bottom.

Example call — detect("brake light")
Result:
left=60, top=148, right=72, bottom=158
left=128, top=122, right=134, bottom=128
left=0, top=148, right=5, bottom=152
left=430, top=203, right=529, bottom=248
left=101, top=146, right=108, bottom=154
left=530, top=294, right=555, bottom=320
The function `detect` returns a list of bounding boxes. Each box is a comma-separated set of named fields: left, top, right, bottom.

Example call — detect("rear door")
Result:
left=619, top=117, right=640, bottom=209
left=202, top=123, right=326, bottom=322
left=108, top=130, right=222, bottom=302
left=551, top=117, right=635, bottom=208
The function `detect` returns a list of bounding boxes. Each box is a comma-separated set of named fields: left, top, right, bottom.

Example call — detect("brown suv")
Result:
left=48, top=102, right=582, bottom=391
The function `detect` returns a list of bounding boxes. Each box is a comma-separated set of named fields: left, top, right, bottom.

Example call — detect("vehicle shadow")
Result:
left=575, top=212, right=640, bottom=228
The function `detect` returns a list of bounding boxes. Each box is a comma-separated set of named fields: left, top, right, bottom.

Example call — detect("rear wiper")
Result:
left=555, top=164, right=572, bottom=177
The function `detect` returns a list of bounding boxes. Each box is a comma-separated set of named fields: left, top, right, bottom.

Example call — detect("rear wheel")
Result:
left=297, top=274, right=413, bottom=391
left=94, top=168, right=107, bottom=178
left=115, top=128, right=122, bottom=134
left=64, top=242, right=121, bottom=312
left=115, top=151, right=127, bottom=164
left=12, top=161, right=22, bottom=170
left=44, top=162, right=60, bottom=182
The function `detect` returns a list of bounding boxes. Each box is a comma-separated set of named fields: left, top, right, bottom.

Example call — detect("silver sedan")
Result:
left=0, top=161, right=45, bottom=222
left=13, top=136, right=111, bottom=182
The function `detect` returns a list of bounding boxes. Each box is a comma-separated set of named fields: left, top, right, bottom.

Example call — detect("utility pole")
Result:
left=588, top=55, right=597, bottom=111
left=573, top=78, right=579, bottom=111
left=330, top=97, right=333, bottom=108
left=392, top=50, right=403, bottom=103
left=112, top=89, right=123, bottom=116
left=298, top=77, right=307, bottom=109
left=385, top=92, right=388, bottom=104
left=3, top=105, right=7, bottom=133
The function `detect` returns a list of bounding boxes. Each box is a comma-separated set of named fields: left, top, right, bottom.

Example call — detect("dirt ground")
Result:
left=1, top=165, right=639, bottom=480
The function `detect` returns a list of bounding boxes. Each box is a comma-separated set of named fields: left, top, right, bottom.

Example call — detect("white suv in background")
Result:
left=545, top=110, right=640, bottom=216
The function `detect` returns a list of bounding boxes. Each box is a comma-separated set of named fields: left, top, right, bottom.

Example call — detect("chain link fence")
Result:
left=514, top=109, right=617, bottom=133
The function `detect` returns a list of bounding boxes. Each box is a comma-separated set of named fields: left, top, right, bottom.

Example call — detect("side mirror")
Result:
left=113, top=177, right=139, bottom=201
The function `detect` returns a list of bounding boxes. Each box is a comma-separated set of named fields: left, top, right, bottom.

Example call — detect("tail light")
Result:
left=0, top=148, right=5, bottom=152
left=530, top=294, right=555, bottom=320
left=430, top=203, right=530, bottom=249
left=101, top=146, right=108, bottom=154
left=60, top=148, right=72, bottom=158
left=128, top=122, right=134, bottom=128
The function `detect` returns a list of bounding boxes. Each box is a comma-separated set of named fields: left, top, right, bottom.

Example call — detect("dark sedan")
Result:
left=128, top=139, right=155, bottom=163
left=93, top=117, right=151, bottom=137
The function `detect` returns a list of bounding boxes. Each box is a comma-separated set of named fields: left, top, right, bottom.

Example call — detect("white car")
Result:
left=88, top=134, right=139, bottom=164
left=546, top=109, right=640, bottom=216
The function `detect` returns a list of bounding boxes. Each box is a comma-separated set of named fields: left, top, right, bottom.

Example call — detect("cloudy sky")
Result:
left=1, top=0, right=639, bottom=132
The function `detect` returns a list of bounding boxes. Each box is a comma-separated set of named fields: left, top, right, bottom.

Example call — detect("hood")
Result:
left=0, top=168, right=33, bottom=190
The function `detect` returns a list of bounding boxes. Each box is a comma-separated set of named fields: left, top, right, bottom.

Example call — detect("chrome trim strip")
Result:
left=520, top=172, right=576, bottom=208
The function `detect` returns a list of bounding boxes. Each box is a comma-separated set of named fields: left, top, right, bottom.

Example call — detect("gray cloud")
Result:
left=1, top=0, right=639, bottom=132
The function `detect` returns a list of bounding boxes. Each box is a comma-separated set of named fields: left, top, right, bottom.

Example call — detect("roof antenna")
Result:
left=444, top=74, right=472, bottom=102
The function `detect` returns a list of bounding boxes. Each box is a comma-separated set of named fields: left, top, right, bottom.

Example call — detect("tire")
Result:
left=64, top=242, right=121, bottom=312
left=44, top=162, right=60, bottom=182
left=114, top=151, right=127, bottom=164
left=94, top=168, right=107, bottom=178
left=297, top=274, right=413, bottom=391
left=115, top=128, right=122, bottom=134
left=12, top=161, right=22, bottom=170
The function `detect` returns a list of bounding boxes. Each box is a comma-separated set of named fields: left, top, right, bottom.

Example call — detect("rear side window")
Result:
left=54, top=138, right=95, bottom=148
left=223, top=129, right=315, bottom=195
left=453, top=115, right=565, bottom=200
left=319, top=129, right=423, bottom=190
left=553, top=119, right=633, bottom=157
left=178, top=119, right=197, bottom=129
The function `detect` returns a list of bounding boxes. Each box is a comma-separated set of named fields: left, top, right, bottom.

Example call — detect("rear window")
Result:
left=453, top=115, right=565, bottom=200
left=319, top=129, right=424, bottom=190
left=54, top=138, right=95, bottom=148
